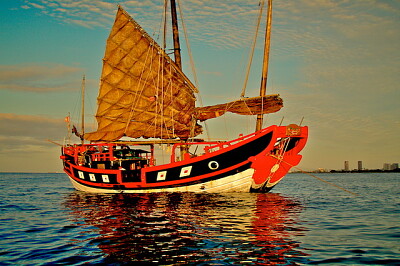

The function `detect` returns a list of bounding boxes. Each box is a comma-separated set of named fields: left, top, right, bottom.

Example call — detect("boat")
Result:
left=60, top=0, right=308, bottom=193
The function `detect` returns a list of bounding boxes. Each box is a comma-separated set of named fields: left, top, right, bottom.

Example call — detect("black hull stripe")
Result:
left=144, top=132, right=273, bottom=184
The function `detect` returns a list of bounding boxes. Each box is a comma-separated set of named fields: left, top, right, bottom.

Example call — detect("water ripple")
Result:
left=0, top=173, right=399, bottom=265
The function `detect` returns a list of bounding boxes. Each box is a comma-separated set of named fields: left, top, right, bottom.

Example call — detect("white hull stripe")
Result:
left=68, top=168, right=255, bottom=193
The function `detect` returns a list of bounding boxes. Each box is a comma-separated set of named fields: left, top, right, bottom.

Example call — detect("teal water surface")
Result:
left=0, top=172, right=399, bottom=265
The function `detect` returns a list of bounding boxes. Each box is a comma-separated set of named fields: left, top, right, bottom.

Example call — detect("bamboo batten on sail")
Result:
left=195, top=95, right=283, bottom=121
left=85, top=7, right=200, bottom=142
left=85, top=6, right=285, bottom=143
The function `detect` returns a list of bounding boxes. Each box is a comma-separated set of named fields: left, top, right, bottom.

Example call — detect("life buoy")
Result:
left=208, top=161, right=219, bottom=170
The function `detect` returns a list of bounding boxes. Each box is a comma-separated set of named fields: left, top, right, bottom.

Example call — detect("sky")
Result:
left=0, top=0, right=399, bottom=172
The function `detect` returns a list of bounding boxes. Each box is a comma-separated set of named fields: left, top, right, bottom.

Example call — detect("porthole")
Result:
left=208, top=161, right=219, bottom=170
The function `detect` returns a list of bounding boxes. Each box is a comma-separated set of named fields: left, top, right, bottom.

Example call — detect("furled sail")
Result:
left=194, top=95, right=283, bottom=121
left=85, top=7, right=201, bottom=142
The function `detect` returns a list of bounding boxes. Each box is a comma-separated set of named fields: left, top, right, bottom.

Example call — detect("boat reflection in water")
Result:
left=64, top=192, right=309, bottom=264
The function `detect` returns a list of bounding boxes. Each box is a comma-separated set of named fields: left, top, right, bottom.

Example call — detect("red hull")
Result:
left=61, top=125, right=308, bottom=193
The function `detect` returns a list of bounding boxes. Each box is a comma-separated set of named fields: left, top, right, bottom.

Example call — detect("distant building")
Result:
left=383, top=163, right=391, bottom=171
left=358, top=161, right=363, bottom=171
left=383, top=163, right=399, bottom=170
left=344, top=161, right=350, bottom=171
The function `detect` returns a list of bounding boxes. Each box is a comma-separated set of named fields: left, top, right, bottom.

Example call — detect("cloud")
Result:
left=0, top=113, right=66, bottom=164
left=17, top=0, right=277, bottom=48
left=0, top=113, right=65, bottom=140
left=20, top=0, right=117, bottom=28
left=0, top=113, right=94, bottom=172
left=29, top=2, right=46, bottom=9
left=20, top=0, right=399, bottom=74
left=0, top=115, right=60, bottom=170
left=0, top=63, right=84, bottom=92
left=0, top=113, right=99, bottom=172
left=0, top=113, right=65, bottom=172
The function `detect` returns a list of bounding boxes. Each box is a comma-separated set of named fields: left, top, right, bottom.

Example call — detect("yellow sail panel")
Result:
left=194, top=95, right=283, bottom=121
left=85, top=7, right=199, bottom=142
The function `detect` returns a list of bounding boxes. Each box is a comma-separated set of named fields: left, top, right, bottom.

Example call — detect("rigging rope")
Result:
left=177, top=0, right=211, bottom=140
left=240, top=0, right=265, bottom=98
left=269, top=154, right=360, bottom=196
left=124, top=44, right=153, bottom=134
left=162, top=0, right=168, bottom=49
left=264, top=137, right=290, bottom=187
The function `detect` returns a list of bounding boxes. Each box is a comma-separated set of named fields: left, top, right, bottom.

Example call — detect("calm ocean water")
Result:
left=0, top=172, right=398, bottom=265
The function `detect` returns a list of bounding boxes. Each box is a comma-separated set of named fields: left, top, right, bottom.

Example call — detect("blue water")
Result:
left=0, top=172, right=398, bottom=265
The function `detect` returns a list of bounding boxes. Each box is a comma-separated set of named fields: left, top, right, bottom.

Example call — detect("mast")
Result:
left=170, top=0, right=189, bottom=158
left=81, top=75, right=85, bottom=144
left=170, top=0, right=182, bottom=69
left=256, top=0, right=272, bottom=131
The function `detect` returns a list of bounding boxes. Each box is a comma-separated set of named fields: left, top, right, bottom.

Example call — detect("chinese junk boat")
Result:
left=60, top=0, right=308, bottom=193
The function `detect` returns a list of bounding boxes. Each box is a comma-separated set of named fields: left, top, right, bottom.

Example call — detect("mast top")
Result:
left=256, top=0, right=273, bottom=132
left=170, top=0, right=182, bottom=69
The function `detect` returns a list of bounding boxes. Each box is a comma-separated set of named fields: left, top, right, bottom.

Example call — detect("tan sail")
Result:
left=85, top=7, right=200, bottom=142
left=195, top=95, right=282, bottom=121
left=85, top=6, right=284, bottom=142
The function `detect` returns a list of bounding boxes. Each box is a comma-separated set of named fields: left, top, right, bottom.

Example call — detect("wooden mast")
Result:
left=170, top=0, right=189, bottom=158
left=256, top=0, right=272, bottom=131
left=81, top=75, right=85, bottom=144
left=170, top=0, right=182, bottom=69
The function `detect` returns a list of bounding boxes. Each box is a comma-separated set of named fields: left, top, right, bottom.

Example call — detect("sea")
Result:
left=0, top=172, right=398, bottom=265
